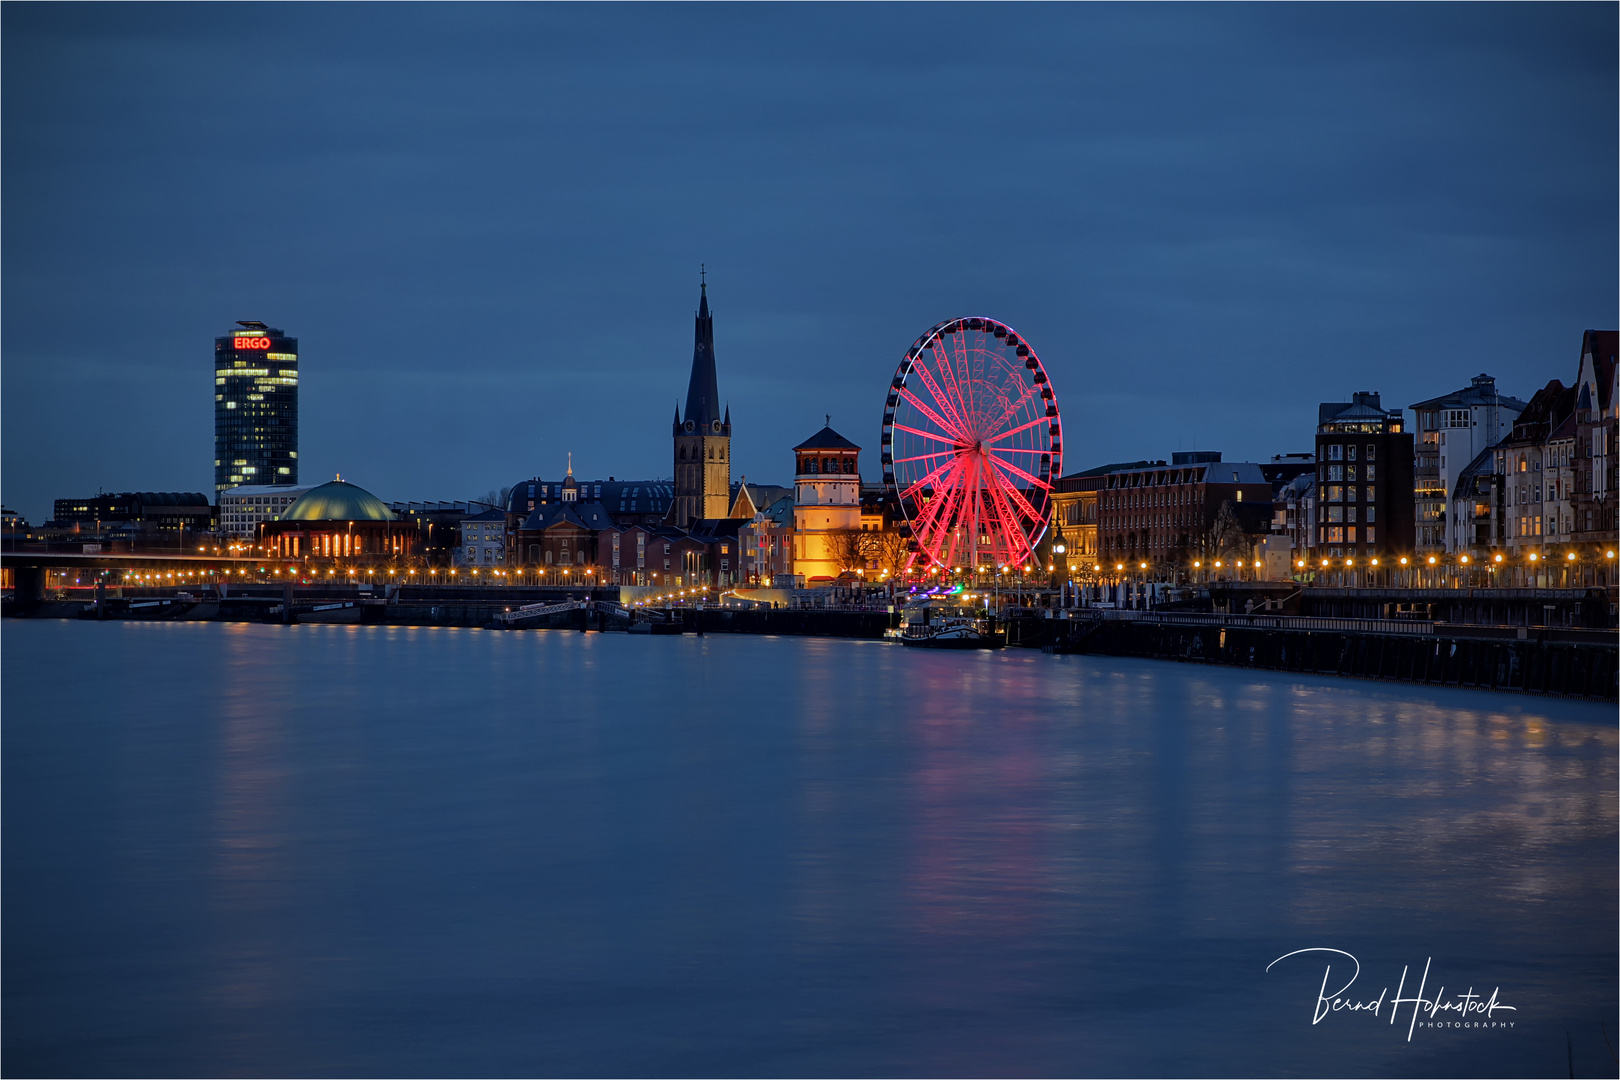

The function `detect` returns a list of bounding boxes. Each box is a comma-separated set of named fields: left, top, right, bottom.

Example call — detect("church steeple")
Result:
left=669, top=269, right=733, bottom=528
left=683, top=273, right=722, bottom=432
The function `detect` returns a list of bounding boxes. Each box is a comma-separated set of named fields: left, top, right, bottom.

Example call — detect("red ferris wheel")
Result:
left=881, top=316, right=1061, bottom=575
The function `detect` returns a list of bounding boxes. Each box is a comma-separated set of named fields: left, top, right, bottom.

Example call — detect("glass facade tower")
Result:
left=214, top=321, right=299, bottom=496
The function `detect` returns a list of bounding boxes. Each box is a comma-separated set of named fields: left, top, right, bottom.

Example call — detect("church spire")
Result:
left=683, top=270, right=720, bottom=429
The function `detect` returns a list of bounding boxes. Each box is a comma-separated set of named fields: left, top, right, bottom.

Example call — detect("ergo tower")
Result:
left=214, top=321, right=298, bottom=496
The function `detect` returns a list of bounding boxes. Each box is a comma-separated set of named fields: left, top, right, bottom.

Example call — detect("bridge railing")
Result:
left=1086, top=609, right=1436, bottom=636
left=493, top=600, right=585, bottom=625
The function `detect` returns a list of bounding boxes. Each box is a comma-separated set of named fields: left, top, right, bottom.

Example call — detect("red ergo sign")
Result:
left=234, top=336, right=272, bottom=350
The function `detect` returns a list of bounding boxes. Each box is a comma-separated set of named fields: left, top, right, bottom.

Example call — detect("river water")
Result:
left=3, top=620, right=1614, bottom=1078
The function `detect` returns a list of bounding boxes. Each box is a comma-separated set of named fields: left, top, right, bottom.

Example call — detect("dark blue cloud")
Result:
left=4, top=3, right=1614, bottom=519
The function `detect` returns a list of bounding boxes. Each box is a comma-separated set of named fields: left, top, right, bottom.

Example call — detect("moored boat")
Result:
left=896, top=605, right=1005, bottom=649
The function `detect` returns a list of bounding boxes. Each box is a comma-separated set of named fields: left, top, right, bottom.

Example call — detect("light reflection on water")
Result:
left=3, top=620, right=1613, bottom=1078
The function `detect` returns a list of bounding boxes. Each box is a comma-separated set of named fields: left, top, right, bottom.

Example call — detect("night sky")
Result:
left=4, top=3, right=1614, bottom=522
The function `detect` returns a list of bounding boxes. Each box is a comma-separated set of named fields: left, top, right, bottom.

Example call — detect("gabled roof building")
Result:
left=1408, top=374, right=1526, bottom=553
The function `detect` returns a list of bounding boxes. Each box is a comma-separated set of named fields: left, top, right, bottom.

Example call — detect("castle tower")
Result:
left=792, top=421, right=862, bottom=583
left=670, top=276, right=732, bottom=527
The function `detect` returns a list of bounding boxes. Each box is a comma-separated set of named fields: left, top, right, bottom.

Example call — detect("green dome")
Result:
left=282, top=480, right=395, bottom=522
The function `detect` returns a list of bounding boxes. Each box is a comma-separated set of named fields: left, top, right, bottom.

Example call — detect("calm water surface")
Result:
left=4, top=620, right=1615, bottom=1078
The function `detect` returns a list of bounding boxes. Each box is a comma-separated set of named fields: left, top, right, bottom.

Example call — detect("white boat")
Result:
left=896, top=608, right=1005, bottom=649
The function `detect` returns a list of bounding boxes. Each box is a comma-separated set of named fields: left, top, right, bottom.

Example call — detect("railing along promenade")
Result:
left=1082, top=608, right=1434, bottom=636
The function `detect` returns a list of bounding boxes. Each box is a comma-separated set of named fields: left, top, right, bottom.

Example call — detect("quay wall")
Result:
left=1013, top=615, right=1618, bottom=702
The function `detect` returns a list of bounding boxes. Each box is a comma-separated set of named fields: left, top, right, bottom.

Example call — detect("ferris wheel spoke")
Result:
left=981, top=474, right=1036, bottom=565
left=895, top=387, right=968, bottom=444
left=987, top=453, right=1052, bottom=492
left=984, top=470, right=1031, bottom=553
left=911, top=457, right=971, bottom=548
left=926, top=339, right=974, bottom=437
left=897, top=453, right=963, bottom=502
left=984, top=415, right=1051, bottom=444
left=889, top=421, right=959, bottom=446
left=892, top=449, right=957, bottom=464
left=987, top=464, right=1048, bottom=531
left=982, top=380, right=1044, bottom=438
left=941, top=337, right=982, bottom=429
left=908, top=353, right=975, bottom=440
left=951, top=341, right=986, bottom=433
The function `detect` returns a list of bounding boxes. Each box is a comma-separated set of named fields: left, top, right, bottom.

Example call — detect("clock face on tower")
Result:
left=711, top=421, right=722, bottom=433
left=684, top=421, right=695, bottom=432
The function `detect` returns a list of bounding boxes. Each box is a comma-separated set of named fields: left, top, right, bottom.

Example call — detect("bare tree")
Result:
left=473, top=486, right=512, bottom=511
left=873, top=530, right=910, bottom=578
left=827, top=528, right=873, bottom=573
left=1206, top=500, right=1248, bottom=564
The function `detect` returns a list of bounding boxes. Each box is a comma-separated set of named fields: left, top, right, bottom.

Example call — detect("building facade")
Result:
left=456, top=507, right=507, bottom=567
left=740, top=496, right=797, bottom=585
left=1493, top=380, right=1563, bottom=573
left=1408, top=374, right=1525, bottom=553
left=219, top=484, right=316, bottom=539
left=1312, top=392, right=1415, bottom=563
left=1048, top=461, right=1157, bottom=575
left=1450, top=447, right=1500, bottom=559
left=506, top=475, right=672, bottom=531
left=670, top=280, right=732, bottom=528
left=51, top=491, right=214, bottom=547
left=1096, top=453, right=1274, bottom=569
left=215, top=321, right=298, bottom=496
left=1571, top=330, right=1619, bottom=550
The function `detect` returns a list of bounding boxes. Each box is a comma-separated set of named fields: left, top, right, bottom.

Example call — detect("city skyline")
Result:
left=3, top=5, right=1615, bottom=525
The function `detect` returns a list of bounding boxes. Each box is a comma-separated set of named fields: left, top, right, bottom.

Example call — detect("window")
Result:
left=1366, top=506, right=1376, bottom=523
left=1346, top=526, right=1357, bottom=542
left=1366, top=445, right=1376, bottom=461
left=1328, top=464, right=1343, bottom=481
left=1327, top=485, right=1344, bottom=502
left=1346, top=507, right=1357, bottom=523
left=1366, top=465, right=1376, bottom=481
left=1347, top=445, right=1357, bottom=461
left=1328, top=444, right=1343, bottom=461
left=1365, top=527, right=1375, bottom=544
left=1327, top=506, right=1343, bottom=523
left=1328, top=526, right=1344, bottom=543
left=1346, top=465, right=1357, bottom=481
left=1365, top=486, right=1375, bottom=502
